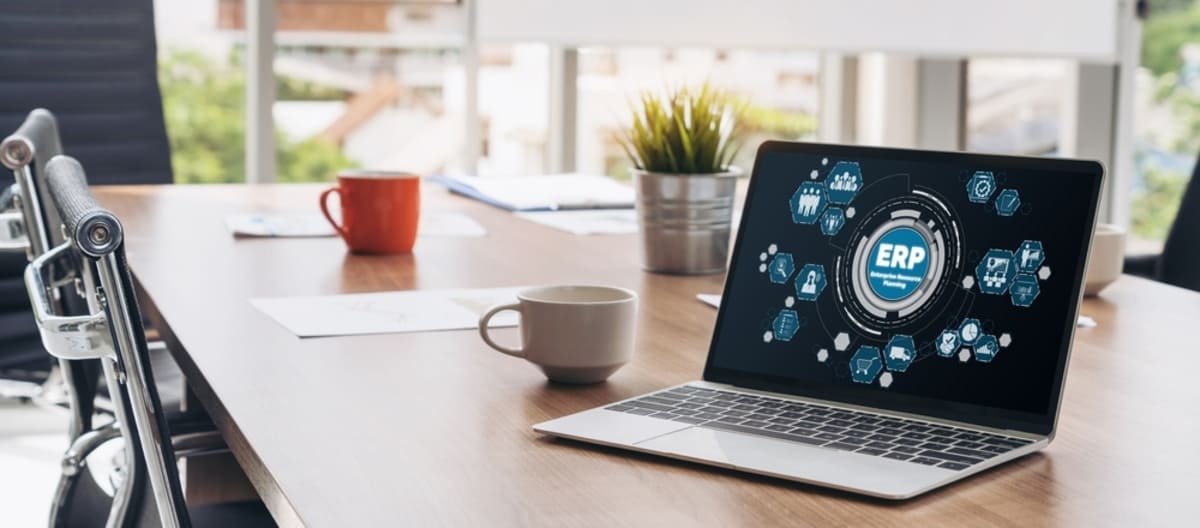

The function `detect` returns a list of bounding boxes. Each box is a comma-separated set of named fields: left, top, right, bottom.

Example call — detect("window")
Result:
left=1131, top=0, right=1200, bottom=243
left=966, top=58, right=1070, bottom=156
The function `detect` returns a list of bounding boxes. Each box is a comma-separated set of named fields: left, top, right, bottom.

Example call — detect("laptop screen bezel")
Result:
left=702, top=141, right=1104, bottom=437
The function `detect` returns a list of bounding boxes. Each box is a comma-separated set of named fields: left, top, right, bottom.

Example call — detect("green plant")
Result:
left=618, top=83, right=744, bottom=174
left=159, top=48, right=358, bottom=184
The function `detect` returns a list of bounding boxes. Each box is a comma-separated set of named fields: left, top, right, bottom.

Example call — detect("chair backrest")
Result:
left=0, top=0, right=172, bottom=185
left=1159, top=159, right=1200, bottom=293
left=31, top=155, right=190, bottom=528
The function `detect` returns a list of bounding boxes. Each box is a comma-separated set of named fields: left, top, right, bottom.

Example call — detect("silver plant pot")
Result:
left=633, top=167, right=742, bottom=275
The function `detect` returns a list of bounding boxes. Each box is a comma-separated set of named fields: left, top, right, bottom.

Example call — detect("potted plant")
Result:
left=619, top=83, right=745, bottom=274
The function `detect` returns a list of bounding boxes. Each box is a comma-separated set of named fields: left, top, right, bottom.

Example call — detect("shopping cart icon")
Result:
left=855, top=357, right=877, bottom=376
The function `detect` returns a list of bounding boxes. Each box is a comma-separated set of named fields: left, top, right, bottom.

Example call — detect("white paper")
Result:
left=515, top=209, right=639, bottom=235
left=226, top=211, right=487, bottom=238
left=443, top=173, right=635, bottom=210
left=696, top=293, right=721, bottom=309
left=251, top=287, right=522, bottom=338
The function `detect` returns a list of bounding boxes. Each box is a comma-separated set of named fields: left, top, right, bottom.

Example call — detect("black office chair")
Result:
left=28, top=155, right=274, bottom=528
left=0, top=0, right=174, bottom=393
left=1124, top=156, right=1200, bottom=293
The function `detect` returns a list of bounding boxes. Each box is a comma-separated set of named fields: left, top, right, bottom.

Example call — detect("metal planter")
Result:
left=633, top=168, right=742, bottom=275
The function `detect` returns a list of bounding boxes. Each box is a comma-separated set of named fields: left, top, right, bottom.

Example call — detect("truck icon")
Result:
left=888, top=346, right=912, bottom=362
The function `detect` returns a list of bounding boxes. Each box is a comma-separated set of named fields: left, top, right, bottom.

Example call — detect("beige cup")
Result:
left=1084, top=223, right=1126, bottom=296
left=479, top=285, right=637, bottom=384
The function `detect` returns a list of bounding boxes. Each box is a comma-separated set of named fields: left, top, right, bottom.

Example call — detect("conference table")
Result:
left=94, top=183, right=1194, bottom=527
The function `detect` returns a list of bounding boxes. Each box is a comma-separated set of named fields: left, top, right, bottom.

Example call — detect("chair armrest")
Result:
left=1123, top=253, right=1161, bottom=278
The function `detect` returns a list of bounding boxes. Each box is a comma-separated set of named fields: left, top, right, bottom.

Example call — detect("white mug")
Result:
left=478, top=285, right=638, bottom=384
left=1085, top=223, right=1126, bottom=296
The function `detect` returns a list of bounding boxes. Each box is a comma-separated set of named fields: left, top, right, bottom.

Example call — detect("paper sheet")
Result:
left=433, top=173, right=635, bottom=211
left=515, top=209, right=639, bottom=235
left=226, top=211, right=487, bottom=238
left=251, top=287, right=523, bottom=338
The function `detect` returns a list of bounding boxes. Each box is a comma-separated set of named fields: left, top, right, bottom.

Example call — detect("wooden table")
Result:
left=95, top=184, right=1197, bottom=527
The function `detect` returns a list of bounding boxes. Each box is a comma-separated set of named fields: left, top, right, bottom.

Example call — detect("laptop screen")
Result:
left=704, top=142, right=1103, bottom=435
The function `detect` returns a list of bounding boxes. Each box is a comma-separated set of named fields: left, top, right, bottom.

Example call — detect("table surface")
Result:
left=95, top=183, right=1197, bottom=527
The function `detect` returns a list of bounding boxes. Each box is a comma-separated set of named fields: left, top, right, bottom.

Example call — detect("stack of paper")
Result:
left=432, top=173, right=635, bottom=211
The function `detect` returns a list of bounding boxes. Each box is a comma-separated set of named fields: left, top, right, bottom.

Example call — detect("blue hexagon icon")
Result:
left=975, top=249, right=1017, bottom=294
left=794, top=263, right=827, bottom=301
left=1009, top=274, right=1040, bottom=307
left=772, top=309, right=801, bottom=341
left=995, top=189, right=1021, bottom=216
left=959, top=318, right=983, bottom=345
left=973, top=334, right=1000, bottom=363
left=824, top=161, right=863, bottom=204
left=820, top=207, right=846, bottom=236
left=935, top=329, right=960, bottom=357
left=767, top=253, right=795, bottom=284
left=790, top=181, right=827, bottom=224
left=967, top=171, right=996, bottom=204
left=883, top=335, right=917, bottom=372
left=1015, top=240, right=1045, bottom=274
left=850, top=346, right=883, bottom=384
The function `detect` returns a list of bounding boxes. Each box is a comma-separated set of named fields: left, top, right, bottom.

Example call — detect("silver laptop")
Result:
left=535, top=141, right=1104, bottom=500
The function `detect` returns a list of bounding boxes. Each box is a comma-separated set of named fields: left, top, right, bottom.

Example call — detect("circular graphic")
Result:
left=866, top=227, right=930, bottom=301
left=837, top=187, right=963, bottom=331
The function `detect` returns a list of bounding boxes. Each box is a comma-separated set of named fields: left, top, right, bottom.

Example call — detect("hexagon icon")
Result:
left=959, top=318, right=983, bottom=345
left=967, top=171, right=997, bottom=203
left=850, top=346, right=883, bottom=384
left=999, top=333, right=1013, bottom=348
left=879, top=372, right=894, bottom=389
left=973, top=334, right=1000, bottom=363
left=976, top=249, right=1017, bottom=295
left=1015, top=240, right=1045, bottom=274
left=1009, top=274, right=1040, bottom=307
left=794, top=263, right=827, bottom=301
left=824, top=161, right=863, bottom=204
left=958, top=349, right=971, bottom=363
left=816, top=349, right=829, bottom=362
left=935, top=329, right=960, bottom=358
left=767, top=253, right=795, bottom=284
left=833, top=332, right=851, bottom=351
left=790, top=181, right=828, bottom=224
left=1038, top=266, right=1052, bottom=280
left=883, top=335, right=917, bottom=372
left=820, top=207, right=847, bottom=236
left=772, top=310, right=801, bottom=341
left=995, top=189, right=1021, bottom=216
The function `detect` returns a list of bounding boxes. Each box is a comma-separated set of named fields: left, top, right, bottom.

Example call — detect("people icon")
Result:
left=799, top=271, right=818, bottom=295
left=829, top=171, right=859, bottom=192
left=796, top=186, right=822, bottom=216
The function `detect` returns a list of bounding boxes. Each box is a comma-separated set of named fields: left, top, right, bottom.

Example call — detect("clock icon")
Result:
left=959, top=318, right=982, bottom=344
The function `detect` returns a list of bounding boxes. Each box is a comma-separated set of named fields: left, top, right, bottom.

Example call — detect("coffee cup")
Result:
left=478, top=285, right=637, bottom=384
left=1084, top=223, right=1126, bottom=296
left=319, top=170, right=420, bottom=254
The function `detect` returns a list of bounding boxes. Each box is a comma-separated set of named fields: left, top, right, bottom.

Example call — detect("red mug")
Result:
left=320, top=170, right=421, bottom=254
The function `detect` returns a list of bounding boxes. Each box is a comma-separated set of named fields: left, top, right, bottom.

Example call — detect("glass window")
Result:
left=966, top=58, right=1070, bottom=156
left=1131, top=0, right=1200, bottom=244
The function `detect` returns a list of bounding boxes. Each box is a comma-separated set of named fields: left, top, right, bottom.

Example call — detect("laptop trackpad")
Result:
left=636, top=426, right=940, bottom=495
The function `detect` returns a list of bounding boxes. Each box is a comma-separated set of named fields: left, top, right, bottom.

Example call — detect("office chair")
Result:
left=28, top=155, right=274, bottom=528
left=0, top=0, right=174, bottom=393
left=1124, top=156, right=1200, bottom=293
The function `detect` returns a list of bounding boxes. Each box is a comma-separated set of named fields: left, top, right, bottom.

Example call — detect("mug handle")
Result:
left=319, top=187, right=349, bottom=240
left=478, top=303, right=524, bottom=358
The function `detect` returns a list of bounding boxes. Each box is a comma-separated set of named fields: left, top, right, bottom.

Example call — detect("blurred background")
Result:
left=155, top=0, right=1193, bottom=248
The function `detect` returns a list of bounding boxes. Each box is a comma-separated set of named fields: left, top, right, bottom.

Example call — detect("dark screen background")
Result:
left=708, top=149, right=1099, bottom=416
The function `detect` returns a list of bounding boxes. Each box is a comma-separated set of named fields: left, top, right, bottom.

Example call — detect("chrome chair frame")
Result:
left=30, top=156, right=190, bottom=528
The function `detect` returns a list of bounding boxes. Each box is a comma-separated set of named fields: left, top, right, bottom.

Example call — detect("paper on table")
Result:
left=226, top=211, right=487, bottom=238
left=251, top=287, right=523, bottom=338
left=432, top=173, right=635, bottom=211
left=514, top=209, right=638, bottom=235
left=696, top=293, right=1099, bottom=328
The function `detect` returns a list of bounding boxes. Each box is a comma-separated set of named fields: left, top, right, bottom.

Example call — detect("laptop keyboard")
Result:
left=606, top=385, right=1033, bottom=471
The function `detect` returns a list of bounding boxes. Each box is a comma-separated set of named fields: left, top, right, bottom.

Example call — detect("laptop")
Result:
left=534, top=141, right=1104, bottom=500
